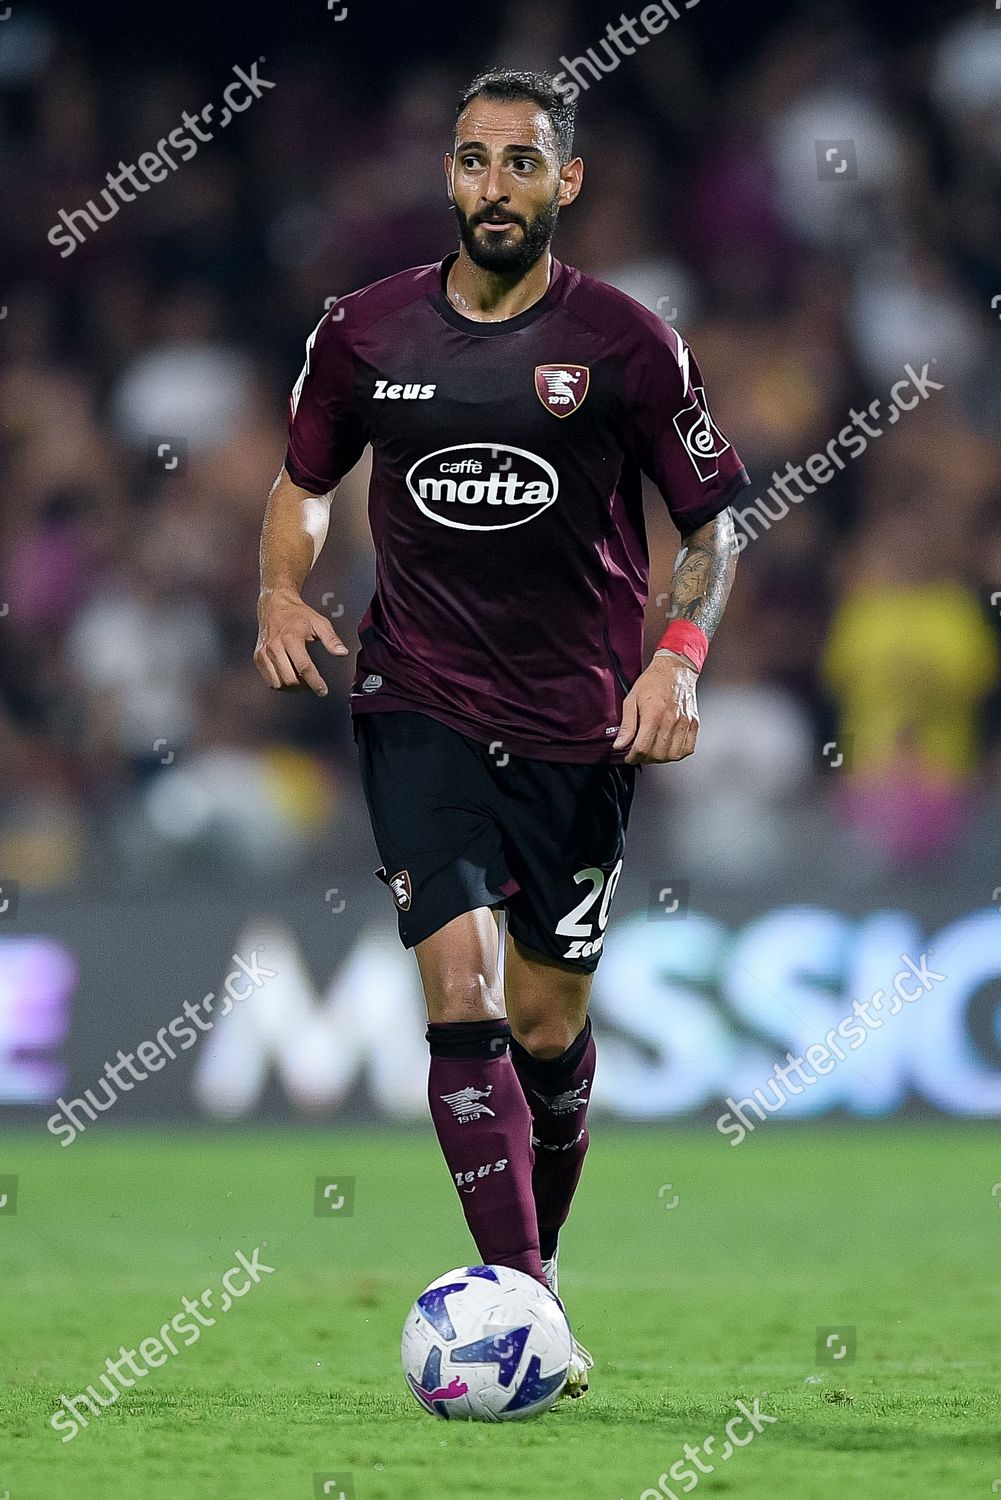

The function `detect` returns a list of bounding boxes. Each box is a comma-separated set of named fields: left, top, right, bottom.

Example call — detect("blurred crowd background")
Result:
left=1, top=0, right=1000, bottom=894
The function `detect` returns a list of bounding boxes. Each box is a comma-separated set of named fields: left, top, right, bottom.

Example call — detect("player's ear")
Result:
left=558, top=157, right=584, bottom=206
left=444, top=153, right=455, bottom=203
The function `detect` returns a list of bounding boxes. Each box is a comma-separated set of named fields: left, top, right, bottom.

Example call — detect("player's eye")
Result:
left=461, top=155, right=483, bottom=170
left=512, top=159, right=536, bottom=173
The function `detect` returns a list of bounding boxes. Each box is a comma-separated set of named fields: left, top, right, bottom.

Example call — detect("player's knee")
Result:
left=428, top=969, right=505, bottom=1025
left=511, top=1016, right=581, bottom=1061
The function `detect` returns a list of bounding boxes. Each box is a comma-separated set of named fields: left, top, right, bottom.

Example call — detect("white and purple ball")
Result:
left=401, top=1265, right=572, bottom=1421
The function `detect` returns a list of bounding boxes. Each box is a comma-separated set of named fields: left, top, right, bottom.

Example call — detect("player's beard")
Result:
left=453, top=192, right=560, bottom=275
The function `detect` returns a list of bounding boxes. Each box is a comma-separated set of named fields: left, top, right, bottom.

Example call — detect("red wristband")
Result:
left=655, top=619, right=709, bottom=672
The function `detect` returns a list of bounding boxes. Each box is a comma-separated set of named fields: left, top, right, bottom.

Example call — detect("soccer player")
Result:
left=254, top=68, right=748, bottom=1399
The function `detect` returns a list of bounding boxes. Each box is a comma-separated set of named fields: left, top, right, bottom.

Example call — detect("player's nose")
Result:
left=481, top=166, right=509, bottom=203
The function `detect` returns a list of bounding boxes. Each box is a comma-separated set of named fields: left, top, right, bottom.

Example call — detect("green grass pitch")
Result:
left=2, top=1124, right=999, bottom=1499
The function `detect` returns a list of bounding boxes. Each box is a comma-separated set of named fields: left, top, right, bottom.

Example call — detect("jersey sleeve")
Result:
left=627, top=321, right=750, bottom=532
left=284, top=307, right=369, bottom=494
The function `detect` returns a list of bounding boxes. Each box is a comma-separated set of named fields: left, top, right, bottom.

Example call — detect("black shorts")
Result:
left=353, top=710, right=636, bottom=972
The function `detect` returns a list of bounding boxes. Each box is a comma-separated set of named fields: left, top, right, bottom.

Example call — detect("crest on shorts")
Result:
left=535, top=363, right=590, bottom=417
left=388, top=869, right=412, bottom=911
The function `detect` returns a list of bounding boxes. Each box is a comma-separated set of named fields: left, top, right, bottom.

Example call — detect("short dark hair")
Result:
left=455, top=68, right=577, bottom=165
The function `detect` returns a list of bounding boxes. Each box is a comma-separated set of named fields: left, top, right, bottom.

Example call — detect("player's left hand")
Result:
left=612, top=651, right=700, bottom=765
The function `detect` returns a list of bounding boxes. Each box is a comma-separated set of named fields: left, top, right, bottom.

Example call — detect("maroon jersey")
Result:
left=285, top=253, right=749, bottom=763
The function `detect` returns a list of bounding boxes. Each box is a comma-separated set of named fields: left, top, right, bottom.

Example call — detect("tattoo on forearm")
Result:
left=667, top=508, right=737, bottom=640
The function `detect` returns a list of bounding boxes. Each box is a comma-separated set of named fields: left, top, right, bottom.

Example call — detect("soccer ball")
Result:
left=401, top=1264, right=573, bottom=1421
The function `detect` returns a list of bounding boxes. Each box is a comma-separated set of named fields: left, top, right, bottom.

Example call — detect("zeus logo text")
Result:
left=454, top=1157, right=508, bottom=1193
left=373, top=380, right=437, bottom=400
left=407, top=444, right=559, bottom=531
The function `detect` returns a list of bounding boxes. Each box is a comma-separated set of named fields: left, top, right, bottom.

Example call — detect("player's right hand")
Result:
left=254, top=586, right=349, bottom=697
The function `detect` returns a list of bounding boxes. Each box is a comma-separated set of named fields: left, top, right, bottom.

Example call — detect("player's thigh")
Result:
left=355, top=711, right=517, bottom=951
left=500, top=759, right=636, bottom=973
left=415, top=907, right=506, bottom=1024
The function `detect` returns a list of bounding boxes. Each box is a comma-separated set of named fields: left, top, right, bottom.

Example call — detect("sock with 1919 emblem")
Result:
left=509, top=1016, right=595, bottom=1261
left=426, top=1018, right=545, bottom=1284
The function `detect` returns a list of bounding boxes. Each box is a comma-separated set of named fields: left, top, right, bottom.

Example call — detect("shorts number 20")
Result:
left=555, top=858, right=623, bottom=960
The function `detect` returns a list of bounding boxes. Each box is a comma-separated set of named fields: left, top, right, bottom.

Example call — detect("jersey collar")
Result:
left=430, top=251, right=564, bottom=336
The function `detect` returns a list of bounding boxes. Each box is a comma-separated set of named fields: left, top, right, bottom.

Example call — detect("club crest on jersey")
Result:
left=673, top=386, right=731, bottom=482
left=388, top=869, right=412, bottom=910
left=535, top=363, right=590, bottom=417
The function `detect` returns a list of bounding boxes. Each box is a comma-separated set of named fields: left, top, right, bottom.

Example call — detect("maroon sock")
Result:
left=509, top=1017, right=595, bottom=1260
left=426, top=1019, right=545, bottom=1285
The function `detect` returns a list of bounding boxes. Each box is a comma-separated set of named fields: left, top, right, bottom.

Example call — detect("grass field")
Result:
left=2, top=1124, right=999, bottom=1499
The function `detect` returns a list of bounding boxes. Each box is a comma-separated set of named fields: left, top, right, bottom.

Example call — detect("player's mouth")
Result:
left=476, top=216, right=522, bottom=233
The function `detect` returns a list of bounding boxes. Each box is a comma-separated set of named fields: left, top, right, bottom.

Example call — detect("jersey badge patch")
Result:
left=673, top=386, right=731, bottom=481
left=535, top=364, right=590, bottom=417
